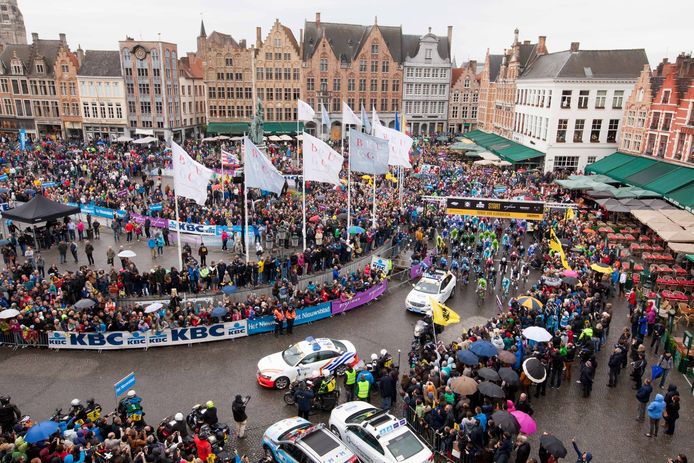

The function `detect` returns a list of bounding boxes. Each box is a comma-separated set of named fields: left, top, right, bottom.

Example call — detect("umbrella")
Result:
left=456, top=349, right=479, bottom=366
left=540, top=434, right=567, bottom=458
left=449, top=376, right=478, bottom=395
left=308, top=215, right=320, bottom=223
left=522, top=326, right=552, bottom=343
left=516, top=296, right=543, bottom=311
left=497, top=350, right=516, bottom=365
left=491, top=411, right=520, bottom=434
left=0, top=308, right=20, bottom=319
left=498, top=367, right=519, bottom=385
left=477, top=367, right=501, bottom=382
left=477, top=381, right=505, bottom=399
left=25, top=420, right=61, bottom=444
left=562, top=276, right=578, bottom=286
left=590, top=262, right=613, bottom=274
left=348, top=225, right=365, bottom=234
left=74, top=299, right=97, bottom=310
left=510, top=410, right=537, bottom=435
left=211, top=306, right=228, bottom=318
left=522, top=358, right=547, bottom=383
left=118, top=249, right=137, bottom=258
left=543, top=277, right=562, bottom=287
left=221, top=285, right=237, bottom=295
left=337, top=212, right=348, bottom=220
left=469, top=340, right=498, bottom=358
left=144, top=302, right=163, bottom=314
left=562, top=269, right=579, bottom=277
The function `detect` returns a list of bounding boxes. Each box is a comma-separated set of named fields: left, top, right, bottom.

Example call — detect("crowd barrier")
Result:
left=40, top=280, right=388, bottom=350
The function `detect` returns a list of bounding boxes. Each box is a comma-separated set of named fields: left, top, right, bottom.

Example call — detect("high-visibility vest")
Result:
left=285, top=309, right=296, bottom=320
left=274, top=310, right=284, bottom=322
left=345, top=369, right=357, bottom=385
left=356, top=380, right=369, bottom=399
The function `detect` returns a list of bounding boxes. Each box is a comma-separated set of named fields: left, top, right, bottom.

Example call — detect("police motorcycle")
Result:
left=283, top=371, right=340, bottom=411
left=156, top=413, right=197, bottom=456
left=186, top=403, right=231, bottom=445
left=117, top=390, right=145, bottom=427
left=412, top=315, right=443, bottom=351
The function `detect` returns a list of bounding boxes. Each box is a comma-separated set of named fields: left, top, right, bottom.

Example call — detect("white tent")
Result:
left=279, top=134, right=293, bottom=141
left=132, top=136, right=157, bottom=144
left=216, top=135, right=231, bottom=140
left=115, top=135, right=133, bottom=143
left=268, top=135, right=281, bottom=141
left=478, top=151, right=500, bottom=161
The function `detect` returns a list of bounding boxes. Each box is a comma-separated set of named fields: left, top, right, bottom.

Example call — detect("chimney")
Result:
left=537, top=36, right=547, bottom=55
left=59, top=33, right=67, bottom=46
left=469, top=60, right=477, bottom=73
left=31, top=32, right=38, bottom=43
left=76, top=45, right=84, bottom=67
left=315, top=12, right=321, bottom=27
left=570, top=42, right=580, bottom=52
left=239, top=39, right=247, bottom=49
left=447, top=25, right=453, bottom=49
left=256, top=27, right=262, bottom=48
left=523, top=40, right=530, bottom=45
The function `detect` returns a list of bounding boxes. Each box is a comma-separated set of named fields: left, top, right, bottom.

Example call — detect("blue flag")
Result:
left=394, top=110, right=400, bottom=132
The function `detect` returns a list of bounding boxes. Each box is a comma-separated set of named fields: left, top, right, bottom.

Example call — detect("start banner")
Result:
left=47, top=320, right=248, bottom=350
left=446, top=197, right=545, bottom=221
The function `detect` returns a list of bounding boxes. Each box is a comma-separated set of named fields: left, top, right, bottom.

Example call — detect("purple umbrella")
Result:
left=510, top=410, right=537, bottom=435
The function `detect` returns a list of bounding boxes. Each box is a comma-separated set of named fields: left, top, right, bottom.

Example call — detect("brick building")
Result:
left=301, top=13, right=403, bottom=139
left=119, top=37, right=182, bottom=142
left=178, top=52, right=206, bottom=139
left=448, top=60, right=480, bottom=134
left=618, top=64, right=652, bottom=155
left=54, top=44, right=81, bottom=139
left=477, top=51, right=502, bottom=135
left=253, top=19, right=302, bottom=133
left=197, top=21, right=255, bottom=135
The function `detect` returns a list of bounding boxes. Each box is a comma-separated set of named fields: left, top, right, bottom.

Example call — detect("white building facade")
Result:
left=77, top=50, right=128, bottom=141
left=512, top=46, right=649, bottom=172
left=402, top=27, right=452, bottom=135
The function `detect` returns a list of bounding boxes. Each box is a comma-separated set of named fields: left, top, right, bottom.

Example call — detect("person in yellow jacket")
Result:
left=356, top=377, right=370, bottom=401
left=344, top=365, right=357, bottom=401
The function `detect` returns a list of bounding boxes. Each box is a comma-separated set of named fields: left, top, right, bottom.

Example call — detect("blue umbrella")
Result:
left=469, top=340, right=499, bottom=358
left=211, top=306, right=228, bottom=318
left=25, top=421, right=60, bottom=444
left=456, top=349, right=480, bottom=366
left=348, top=225, right=365, bottom=234
left=221, top=285, right=237, bottom=295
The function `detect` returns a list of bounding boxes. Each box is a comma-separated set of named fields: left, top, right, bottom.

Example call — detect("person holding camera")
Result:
left=232, top=394, right=250, bottom=439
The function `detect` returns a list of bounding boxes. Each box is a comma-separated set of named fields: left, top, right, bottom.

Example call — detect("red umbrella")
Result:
left=308, top=215, right=320, bottom=223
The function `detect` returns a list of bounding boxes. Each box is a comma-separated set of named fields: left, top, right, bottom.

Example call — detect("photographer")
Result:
left=231, top=395, right=250, bottom=440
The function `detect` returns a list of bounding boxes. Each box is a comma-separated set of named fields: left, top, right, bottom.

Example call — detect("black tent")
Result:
left=2, top=195, right=80, bottom=224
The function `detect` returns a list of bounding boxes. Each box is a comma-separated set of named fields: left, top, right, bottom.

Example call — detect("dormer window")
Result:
left=11, top=62, right=22, bottom=75
left=425, top=49, right=432, bottom=60
left=35, top=61, right=45, bottom=74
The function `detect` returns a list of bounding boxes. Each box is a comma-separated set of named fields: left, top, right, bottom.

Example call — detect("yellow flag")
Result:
left=565, top=208, right=575, bottom=220
left=549, top=228, right=572, bottom=270
left=430, top=297, right=461, bottom=326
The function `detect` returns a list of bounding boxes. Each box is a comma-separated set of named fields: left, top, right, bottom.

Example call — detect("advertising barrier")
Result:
left=410, top=254, right=434, bottom=280
left=330, top=280, right=388, bottom=315
left=247, top=301, right=332, bottom=335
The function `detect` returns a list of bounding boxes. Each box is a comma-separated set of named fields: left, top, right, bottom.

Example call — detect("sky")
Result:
left=20, top=0, right=693, bottom=66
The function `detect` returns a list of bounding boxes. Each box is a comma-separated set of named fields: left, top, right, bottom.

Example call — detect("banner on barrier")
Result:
left=47, top=320, right=248, bottom=350
left=370, top=256, right=393, bottom=274
left=410, top=254, right=434, bottom=280
left=331, top=280, right=387, bottom=315
left=247, top=302, right=332, bottom=335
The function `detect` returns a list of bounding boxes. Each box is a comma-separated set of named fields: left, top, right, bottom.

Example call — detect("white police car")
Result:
left=329, top=402, right=433, bottom=463
left=405, top=269, right=456, bottom=315
left=262, top=417, right=358, bottom=463
left=257, top=337, right=359, bottom=389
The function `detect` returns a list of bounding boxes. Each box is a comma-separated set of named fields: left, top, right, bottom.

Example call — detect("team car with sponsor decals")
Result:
left=329, top=401, right=433, bottom=463
left=405, top=269, right=456, bottom=315
left=262, top=417, right=358, bottom=463
left=257, top=337, right=359, bottom=389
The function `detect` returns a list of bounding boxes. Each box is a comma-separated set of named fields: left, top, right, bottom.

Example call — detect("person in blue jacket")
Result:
left=645, top=393, right=666, bottom=437
left=571, top=438, right=592, bottom=462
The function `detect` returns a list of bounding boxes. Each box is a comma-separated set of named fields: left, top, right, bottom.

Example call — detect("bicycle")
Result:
left=476, top=287, right=486, bottom=307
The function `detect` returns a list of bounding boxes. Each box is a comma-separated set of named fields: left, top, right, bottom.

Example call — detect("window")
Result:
left=82, top=103, right=90, bottom=118
left=657, top=135, right=668, bottom=157
left=116, top=104, right=123, bottom=119
left=293, top=68, right=300, bottom=80
left=573, top=119, right=585, bottom=142
left=347, top=97, right=355, bottom=109
left=11, top=63, right=22, bottom=75
left=595, top=90, right=606, bottom=109
left=274, top=38, right=281, bottom=47
left=645, top=133, right=656, bottom=155
left=306, top=77, right=314, bottom=91
left=464, top=78, right=470, bottom=88
left=371, top=43, right=379, bottom=54
left=370, top=79, right=377, bottom=92
left=451, top=106, right=458, bottom=118
left=578, top=90, right=589, bottom=109
left=371, top=60, right=378, bottom=72
left=381, top=79, right=388, bottom=92
left=591, top=119, right=602, bottom=142
left=140, top=101, right=151, bottom=114
left=359, top=79, right=366, bottom=92
left=587, top=156, right=596, bottom=165
left=472, top=92, right=478, bottom=103
left=284, top=68, right=291, bottom=80
left=612, top=90, right=624, bottom=109
left=461, top=107, right=468, bottom=118
left=627, top=110, right=635, bottom=127
left=462, top=93, right=469, bottom=103
left=347, top=78, right=355, bottom=91
left=320, top=58, right=328, bottom=72
left=265, top=68, right=272, bottom=80
left=688, top=102, right=694, bottom=126
left=392, top=80, right=399, bottom=92
left=319, top=78, right=327, bottom=92
left=662, top=113, right=672, bottom=132
left=553, top=156, right=579, bottom=171
left=662, top=90, right=670, bottom=104
left=382, top=61, right=389, bottom=73
left=392, top=99, right=398, bottom=111
left=452, top=92, right=460, bottom=103
left=650, top=112, right=660, bottom=130
left=275, top=68, right=281, bottom=80
left=266, top=108, right=274, bottom=120
left=283, top=53, right=290, bottom=60
left=607, top=119, right=619, bottom=143
left=471, top=107, right=477, bottom=119
left=561, top=90, right=571, bottom=108
left=332, top=78, right=341, bottom=91
left=381, top=98, right=387, bottom=112
left=359, top=59, right=367, bottom=72
left=623, top=133, right=632, bottom=150
left=35, top=62, right=45, bottom=74
left=425, top=49, right=432, bottom=60
left=332, top=98, right=340, bottom=112
left=556, top=119, right=568, bottom=142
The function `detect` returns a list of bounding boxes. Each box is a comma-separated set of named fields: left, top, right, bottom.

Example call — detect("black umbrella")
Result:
left=477, top=367, right=501, bottom=382
left=74, top=299, right=97, bottom=310
left=540, top=434, right=567, bottom=458
left=498, top=367, right=519, bottom=385
left=478, top=381, right=505, bottom=399
left=337, top=212, right=348, bottom=220
left=522, top=357, right=547, bottom=384
left=562, top=276, right=578, bottom=286
left=491, top=411, right=520, bottom=435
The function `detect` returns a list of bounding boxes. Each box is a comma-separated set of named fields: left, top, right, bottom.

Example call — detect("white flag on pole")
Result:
left=243, top=136, right=285, bottom=195
left=172, top=141, right=213, bottom=205
left=321, top=103, right=331, bottom=128
left=297, top=99, right=315, bottom=122
left=372, top=107, right=382, bottom=127
left=349, top=129, right=389, bottom=175
left=374, top=124, right=413, bottom=168
left=341, top=101, right=362, bottom=127
left=302, top=132, right=344, bottom=185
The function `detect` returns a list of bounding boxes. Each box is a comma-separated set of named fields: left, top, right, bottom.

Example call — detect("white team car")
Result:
left=257, top=337, right=359, bottom=389
left=329, top=401, right=433, bottom=463
left=405, top=269, right=456, bottom=314
left=262, top=417, right=358, bottom=463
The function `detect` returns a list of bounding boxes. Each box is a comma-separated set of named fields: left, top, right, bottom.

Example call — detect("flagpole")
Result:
left=372, top=176, right=376, bottom=229
left=345, top=121, right=350, bottom=239
left=174, top=194, right=183, bottom=271
left=244, top=180, right=249, bottom=264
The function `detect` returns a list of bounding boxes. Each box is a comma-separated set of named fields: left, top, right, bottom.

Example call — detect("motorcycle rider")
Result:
left=117, top=390, right=144, bottom=426
left=202, top=401, right=218, bottom=426
left=0, top=396, right=21, bottom=434
left=69, top=399, right=88, bottom=423
left=317, top=371, right=336, bottom=396
left=172, top=413, right=188, bottom=437
left=84, top=398, right=102, bottom=422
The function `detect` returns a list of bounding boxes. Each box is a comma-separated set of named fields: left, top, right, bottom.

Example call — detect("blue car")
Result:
left=262, top=417, right=358, bottom=463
